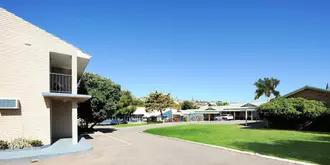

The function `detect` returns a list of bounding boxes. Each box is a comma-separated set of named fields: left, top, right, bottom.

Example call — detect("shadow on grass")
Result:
left=238, top=122, right=266, bottom=129
left=312, top=136, right=330, bottom=142
left=231, top=140, right=330, bottom=164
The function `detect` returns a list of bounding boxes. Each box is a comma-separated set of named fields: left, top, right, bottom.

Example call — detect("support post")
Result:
left=208, top=114, right=210, bottom=121
left=72, top=54, right=77, bottom=94
left=251, top=111, right=253, bottom=121
left=245, top=110, right=247, bottom=126
left=233, top=112, right=235, bottom=120
left=72, top=52, right=78, bottom=144
left=72, top=101, right=78, bottom=144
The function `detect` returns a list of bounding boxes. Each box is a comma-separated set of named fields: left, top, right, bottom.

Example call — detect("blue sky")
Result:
left=1, top=0, right=329, bottom=102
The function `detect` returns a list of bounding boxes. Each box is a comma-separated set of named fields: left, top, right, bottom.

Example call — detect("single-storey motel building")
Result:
left=131, top=102, right=264, bottom=122
left=186, top=102, right=263, bottom=121
left=0, top=8, right=91, bottom=145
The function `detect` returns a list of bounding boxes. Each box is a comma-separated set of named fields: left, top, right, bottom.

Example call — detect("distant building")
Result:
left=197, top=102, right=208, bottom=107
left=131, top=107, right=176, bottom=122
left=186, top=102, right=265, bottom=121
left=208, top=102, right=217, bottom=106
left=131, top=102, right=265, bottom=122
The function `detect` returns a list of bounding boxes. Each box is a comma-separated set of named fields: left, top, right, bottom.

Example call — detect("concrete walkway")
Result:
left=3, top=121, right=290, bottom=165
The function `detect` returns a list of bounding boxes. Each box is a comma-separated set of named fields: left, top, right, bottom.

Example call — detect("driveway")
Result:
left=3, top=121, right=289, bottom=165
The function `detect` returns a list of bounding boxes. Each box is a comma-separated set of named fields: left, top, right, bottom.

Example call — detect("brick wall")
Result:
left=289, top=89, right=330, bottom=107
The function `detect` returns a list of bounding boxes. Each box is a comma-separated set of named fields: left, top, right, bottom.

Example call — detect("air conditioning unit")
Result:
left=0, top=99, right=19, bottom=109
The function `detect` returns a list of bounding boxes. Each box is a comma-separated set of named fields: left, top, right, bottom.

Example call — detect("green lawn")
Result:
left=113, top=122, right=160, bottom=128
left=144, top=124, right=330, bottom=164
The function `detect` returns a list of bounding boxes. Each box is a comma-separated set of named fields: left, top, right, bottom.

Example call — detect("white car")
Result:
left=221, top=114, right=234, bottom=120
left=214, top=116, right=222, bottom=120
left=214, top=114, right=234, bottom=121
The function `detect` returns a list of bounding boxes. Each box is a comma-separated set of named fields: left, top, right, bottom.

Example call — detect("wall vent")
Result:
left=0, top=99, right=19, bottom=109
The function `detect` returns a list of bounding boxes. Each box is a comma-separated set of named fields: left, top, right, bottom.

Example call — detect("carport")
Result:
left=189, top=103, right=261, bottom=124
left=195, top=107, right=219, bottom=121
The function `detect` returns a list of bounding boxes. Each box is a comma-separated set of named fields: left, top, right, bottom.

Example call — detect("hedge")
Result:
left=258, top=97, right=328, bottom=131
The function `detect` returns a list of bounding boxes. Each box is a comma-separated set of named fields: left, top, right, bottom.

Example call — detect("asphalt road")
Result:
left=2, top=121, right=290, bottom=165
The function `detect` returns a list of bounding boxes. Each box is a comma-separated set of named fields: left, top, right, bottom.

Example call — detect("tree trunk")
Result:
left=298, top=121, right=313, bottom=130
left=84, top=120, right=89, bottom=129
left=160, top=110, right=164, bottom=123
left=90, top=122, right=97, bottom=129
left=266, top=96, right=270, bottom=102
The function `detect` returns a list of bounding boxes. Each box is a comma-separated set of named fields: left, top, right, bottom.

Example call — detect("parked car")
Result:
left=221, top=114, right=234, bottom=120
left=110, top=119, right=120, bottom=125
left=130, top=118, right=138, bottom=122
left=214, top=114, right=234, bottom=121
left=110, top=119, right=128, bottom=125
left=120, top=120, right=128, bottom=124
left=214, top=116, right=223, bottom=120
left=142, top=117, right=148, bottom=122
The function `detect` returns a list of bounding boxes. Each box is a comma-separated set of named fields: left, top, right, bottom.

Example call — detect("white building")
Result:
left=0, top=8, right=91, bottom=145
left=186, top=102, right=265, bottom=121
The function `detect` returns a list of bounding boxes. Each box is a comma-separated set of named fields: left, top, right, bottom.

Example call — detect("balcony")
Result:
left=50, top=73, right=72, bottom=93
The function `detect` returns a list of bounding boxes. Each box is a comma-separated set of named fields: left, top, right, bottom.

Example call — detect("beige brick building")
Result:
left=283, top=86, right=330, bottom=108
left=0, top=8, right=91, bottom=145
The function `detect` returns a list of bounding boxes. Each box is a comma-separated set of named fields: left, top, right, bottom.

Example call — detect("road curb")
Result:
left=143, top=132, right=316, bottom=165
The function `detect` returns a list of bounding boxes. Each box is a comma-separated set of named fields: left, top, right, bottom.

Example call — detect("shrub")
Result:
left=258, top=97, right=327, bottom=130
left=29, top=140, right=43, bottom=147
left=0, top=140, right=9, bottom=150
left=306, top=109, right=330, bottom=132
left=9, top=138, right=32, bottom=150
left=184, top=116, right=190, bottom=122
left=174, top=118, right=181, bottom=122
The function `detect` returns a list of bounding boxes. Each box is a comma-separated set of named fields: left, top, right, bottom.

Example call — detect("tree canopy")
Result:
left=181, top=101, right=199, bottom=110
left=171, top=102, right=181, bottom=110
left=254, top=77, right=280, bottom=101
left=115, top=90, right=137, bottom=119
left=78, top=72, right=121, bottom=128
left=216, top=101, right=229, bottom=106
left=145, top=91, right=174, bottom=120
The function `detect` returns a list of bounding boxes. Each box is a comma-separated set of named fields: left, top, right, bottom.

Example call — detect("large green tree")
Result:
left=115, top=90, right=137, bottom=120
left=181, top=101, right=199, bottom=110
left=145, top=91, right=174, bottom=121
left=254, top=77, right=280, bottom=101
left=78, top=72, right=121, bottom=129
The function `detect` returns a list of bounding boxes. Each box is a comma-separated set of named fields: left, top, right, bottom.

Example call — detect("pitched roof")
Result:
left=132, top=107, right=146, bottom=115
left=189, top=102, right=263, bottom=112
left=282, top=86, right=330, bottom=98
left=0, top=8, right=91, bottom=59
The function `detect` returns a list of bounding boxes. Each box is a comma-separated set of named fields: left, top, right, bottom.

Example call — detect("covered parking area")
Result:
left=190, top=103, right=261, bottom=122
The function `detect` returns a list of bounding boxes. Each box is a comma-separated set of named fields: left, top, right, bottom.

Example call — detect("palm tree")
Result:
left=254, top=77, right=280, bottom=101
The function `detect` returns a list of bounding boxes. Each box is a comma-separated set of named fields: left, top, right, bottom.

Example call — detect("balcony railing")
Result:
left=50, top=73, right=72, bottom=93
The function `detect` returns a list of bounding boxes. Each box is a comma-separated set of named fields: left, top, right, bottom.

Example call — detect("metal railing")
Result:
left=50, top=73, right=72, bottom=93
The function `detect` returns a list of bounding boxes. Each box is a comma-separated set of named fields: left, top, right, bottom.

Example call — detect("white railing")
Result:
left=50, top=73, right=72, bottom=93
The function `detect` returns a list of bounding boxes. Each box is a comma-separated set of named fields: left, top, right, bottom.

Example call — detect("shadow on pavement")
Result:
left=93, top=127, right=117, bottom=134
left=79, top=134, right=94, bottom=140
